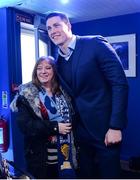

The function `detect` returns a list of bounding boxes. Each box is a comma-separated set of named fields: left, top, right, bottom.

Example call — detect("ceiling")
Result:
left=0, top=0, right=140, bottom=23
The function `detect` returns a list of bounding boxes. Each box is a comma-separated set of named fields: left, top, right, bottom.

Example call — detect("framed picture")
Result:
left=106, top=34, right=136, bottom=77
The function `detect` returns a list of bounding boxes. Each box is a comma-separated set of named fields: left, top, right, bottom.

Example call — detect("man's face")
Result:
left=46, top=16, right=72, bottom=47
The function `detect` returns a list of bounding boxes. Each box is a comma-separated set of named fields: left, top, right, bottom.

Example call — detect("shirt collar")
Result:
left=68, top=34, right=76, bottom=50
left=58, top=35, right=76, bottom=60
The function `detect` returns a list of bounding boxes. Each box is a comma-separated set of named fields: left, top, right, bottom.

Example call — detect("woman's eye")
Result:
left=37, top=68, right=42, bottom=70
left=46, top=67, right=51, bottom=70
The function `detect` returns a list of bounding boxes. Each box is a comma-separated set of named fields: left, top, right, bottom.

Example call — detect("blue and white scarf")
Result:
left=39, top=88, right=76, bottom=178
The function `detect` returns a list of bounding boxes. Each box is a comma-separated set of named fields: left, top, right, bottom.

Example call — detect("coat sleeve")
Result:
left=15, top=96, right=59, bottom=137
left=94, top=36, right=129, bottom=129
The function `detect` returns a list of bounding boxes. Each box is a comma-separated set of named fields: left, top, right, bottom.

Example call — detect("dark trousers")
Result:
left=77, top=140, right=121, bottom=179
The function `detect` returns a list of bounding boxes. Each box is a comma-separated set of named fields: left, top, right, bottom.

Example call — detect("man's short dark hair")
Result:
left=46, top=11, right=69, bottom=23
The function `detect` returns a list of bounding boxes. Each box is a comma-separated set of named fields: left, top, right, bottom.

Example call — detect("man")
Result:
left=46, top=11, right=128, bottom=178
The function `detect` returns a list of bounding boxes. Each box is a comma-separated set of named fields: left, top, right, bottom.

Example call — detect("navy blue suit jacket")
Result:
left=57, top=35, right=128, bottom=142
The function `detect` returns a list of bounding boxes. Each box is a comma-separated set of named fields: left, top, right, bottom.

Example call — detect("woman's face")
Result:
left=37, top=60, right=54, bottom=86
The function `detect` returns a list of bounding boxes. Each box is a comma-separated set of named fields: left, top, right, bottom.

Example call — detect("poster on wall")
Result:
left=106, top=34, right=136, bottom=77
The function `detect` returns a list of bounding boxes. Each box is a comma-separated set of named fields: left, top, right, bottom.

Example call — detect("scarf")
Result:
left=40, top=89, right=76, bottom=178
left=55, top=93, right=76, bottom=178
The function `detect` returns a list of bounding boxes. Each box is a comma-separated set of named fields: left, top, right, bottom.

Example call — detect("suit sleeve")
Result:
left=15, top=97, right=59, bottom=137
left=94, top=36, right=129, bottom=129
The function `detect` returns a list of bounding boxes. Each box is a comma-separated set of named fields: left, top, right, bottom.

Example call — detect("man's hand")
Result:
left=104, top=129, right=122, bottom=146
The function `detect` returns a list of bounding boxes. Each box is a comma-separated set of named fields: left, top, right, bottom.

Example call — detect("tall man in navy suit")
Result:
left=46, top=11, right=128, bottom=178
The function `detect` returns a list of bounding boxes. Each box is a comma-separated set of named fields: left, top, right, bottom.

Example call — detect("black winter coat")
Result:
left=16, top=95, right=58, bottom=168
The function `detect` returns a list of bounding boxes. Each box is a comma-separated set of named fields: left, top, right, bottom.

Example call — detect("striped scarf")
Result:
left=40, top=91, right=76, bottom=178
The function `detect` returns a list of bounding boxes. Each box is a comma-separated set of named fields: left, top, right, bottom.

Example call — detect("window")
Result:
left=39, top=39, right=48, bottom=57
left=20, top=23, right=36, bottom=84
left=20, top=23, right=49, bottom=84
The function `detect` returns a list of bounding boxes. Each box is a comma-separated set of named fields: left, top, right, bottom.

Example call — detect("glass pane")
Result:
left=39, top=39, right=48, bottom=57
left=20, top=25, right=36, bottom=84
left=39, top=29, right=49, bottom=57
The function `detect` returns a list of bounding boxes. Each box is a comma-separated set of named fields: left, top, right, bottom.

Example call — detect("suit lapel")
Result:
left=56, top=36, right=83, bottom=97
left=57, top=72, right=74, bottom=98
left=71, top=36, right=84, bottom=91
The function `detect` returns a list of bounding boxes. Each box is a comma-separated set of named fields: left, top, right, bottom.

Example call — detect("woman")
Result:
left=10, top=56, right=76, bottom=179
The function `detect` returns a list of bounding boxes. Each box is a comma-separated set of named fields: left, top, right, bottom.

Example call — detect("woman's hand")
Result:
left=58, top=123, right=72, bottom=135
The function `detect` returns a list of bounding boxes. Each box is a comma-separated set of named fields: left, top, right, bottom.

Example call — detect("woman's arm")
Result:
left=16, top=96, right=72, bottom=137
left=16, top=97, right=59, bottom=137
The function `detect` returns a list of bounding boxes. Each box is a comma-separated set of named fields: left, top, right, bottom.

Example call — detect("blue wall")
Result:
left=73, top=13, right=140, bottom=160
left=0, top=8, right=25, bottom=175
left=0, top=9, right=10, bottom=117
left=0, top=8, right=14, bottom=166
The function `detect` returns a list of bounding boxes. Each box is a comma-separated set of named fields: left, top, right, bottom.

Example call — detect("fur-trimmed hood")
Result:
left=10, top=82, right=74, bottom=120
left=10, top=82, right=42, bottom=118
